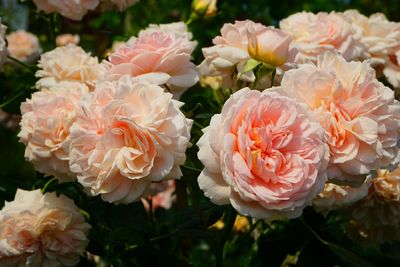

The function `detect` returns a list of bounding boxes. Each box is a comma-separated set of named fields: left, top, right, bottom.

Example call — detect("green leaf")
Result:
left=327, top=243, right=376, bottom=267
left=239, top=59, right=261, bottom=77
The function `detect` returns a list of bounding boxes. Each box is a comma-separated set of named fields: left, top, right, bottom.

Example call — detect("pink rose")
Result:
left=348, top=167, right=400, bottom=244
left=280, top=11, right=365, bottom=63
left=344, top=10, right=400, bottom=66
left=313, top=181, right=371, bottom=214
left=6, top=30, right=41, bottom=62
left=199, top=20, right=295, bottom=90
left=56, top=33, right=80, bottom=47
left=142, top=180, right=176, bottom=211
left=105, top=30, right=199, bottom=98
left=36, top=44, right=105, bottom=90
left=18, top=82, right=88, bottom=182
left=199, top=20, right=262, bottom=88
left=140, top=22, right=195, bottom=42
left=69, top=76, right=192, bottom=204
left=32, top=0, right=99, bottom=20
left=278, top=52, right=400, bottom=183
left=247, top=24, right=293, bottom=66
left=197, top=88, right=328, bottom=220
left=0, top=189, right=91, bottom=266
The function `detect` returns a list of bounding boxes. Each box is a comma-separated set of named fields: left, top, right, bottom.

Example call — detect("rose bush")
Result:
left=2, top=1, right=400, bottom=266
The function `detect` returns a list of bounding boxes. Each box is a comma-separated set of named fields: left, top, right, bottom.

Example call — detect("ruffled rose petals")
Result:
left=0, top=189, right=91, bottom=266
left=278, top=52, right=400, bottom=184
left=197, top=88, right=329, bottom=221
left=68, top=76, right=192, bottom=204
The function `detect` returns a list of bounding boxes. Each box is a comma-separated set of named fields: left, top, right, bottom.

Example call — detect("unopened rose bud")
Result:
left=248, top=26, right=291, bottom=66
left=56, top=34, right=80, bottom=47
left=192, top=0, right=217, bottom=17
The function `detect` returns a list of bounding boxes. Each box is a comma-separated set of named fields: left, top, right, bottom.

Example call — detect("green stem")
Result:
left=216, top=207, right=236, bottom=267
left=7, top=56, right=34, bottom=72
left=300, top=218, right=328, bottom=245
left=181, top=165, right=202, bottom=173
left=271, top=68, right=276, bottom=86
left=192, top=120, right=205, bottom=129
left=41, top=177, right=57, bottom=193
left=0, top=90, right=24, bottom=109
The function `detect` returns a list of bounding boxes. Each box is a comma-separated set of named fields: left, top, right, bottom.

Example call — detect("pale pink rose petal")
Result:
left=69, top=76, right=192, bottom=204
left=6, top=30, right=41, bottom=63
left=197, top=88, right=329, bottom=220
left=105, top=28, right=198, bottom=98
left=0, top=189, right=91, bottom=266
left=32, top=0, right=99, bottom=20
left=18, top=82, right=89, bottom=182
left=278, top=52, right=400, bottom=183
left=280, top=11, right=366, bottom=64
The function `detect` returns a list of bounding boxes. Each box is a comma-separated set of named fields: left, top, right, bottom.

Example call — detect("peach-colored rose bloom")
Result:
left=313, top=181, right=371, bottom=214
left=278, top=52, right=400, bottom=183
left=18, top=82, right=88, bottom=182
left=248, top=24, right=292, bottom=66
left=199, top=20, right=296, bottom=90
left=344, top=10, right=400, bottom=66
left=56, top=33, right=80, bottom=47
left=197, top=88, right=329, bottom=220
left=0, top=19, right=8, bottom=71
left=69, top=77, right=192, bottom=204
left=280, top=11, right=365, bottom=63
left=348, top=167, right=400, bottom=244
left=105, top=30, right=199, bottom=98
left=344, top=10, right=400, bottom=90
left=36, top=44, right=105, bottom=90
left=32, top=0, right=99, bottom=20
left=0, top=189, right=91, bottom=266
left=142, top=180, right=176, bottom=211
left=6, top=30, right=41, bottom=63
left=140, top=22, right=195, bottom=42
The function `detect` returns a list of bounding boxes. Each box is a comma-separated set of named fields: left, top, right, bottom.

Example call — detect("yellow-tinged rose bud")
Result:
left=247, top=25, right=292, bottom=66
left=233, top=215, right=250, bottom=233
left=192, top=0, right=217, bottom=17
left=209, top=219, right=225, bottom=230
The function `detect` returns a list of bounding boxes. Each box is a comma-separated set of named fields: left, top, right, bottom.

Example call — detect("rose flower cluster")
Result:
left=1, top=6, right=400, bottom=266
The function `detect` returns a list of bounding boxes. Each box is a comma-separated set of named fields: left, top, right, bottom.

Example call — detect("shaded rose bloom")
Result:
left=0, top=19, right=8, bottom=71
left=348, top=167, right=400, bottom=244
left=383, top=50, right=400, bottom=92
left=344, top=10, right=400, bottom=90
left=197, top=88, right=328, bottom=220
left=344, top=10, right=400, bottom=66
left=6, top=30, right=41, bottom=63
left=0, top=189, right=91, bottom=266
left=105, top=30, right=199, bottom=98
left=56, top=33, right=80, bottom=47
left=313, top=181, right=371, bottom=214
left=280, top=11, right=365, bottom=63
left=32, top=0, right=99, bottom=21
left=199, top=20, right=296, bottom=90
left=278, top=52, right=400, bottom=183
left=69, top=77, right=192, bottom=204
left=142, top=180, right=176, bottom=211
left=18, top=82, right=88, bottom=182
left=139, top=22, right=196, bottom=44
left=36, top=44, right=105, bottom=90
